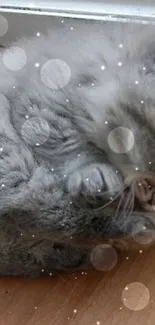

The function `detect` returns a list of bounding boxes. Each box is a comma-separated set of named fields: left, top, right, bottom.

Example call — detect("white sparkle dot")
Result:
left=51, top=168, right=54, bottom=172
left=35, top=143, right=40, bottom=147
left=119, top=43, right=123, bottom=48
left=81, top=272, right=84, bottom=275
left=13, top=85, right=16, bottom=89
left=116, top=170, right=118, bottom=173
left=70, top=236, right=73, bottom=239
left=41, top=269, right=44, bottom=272
left=1, top=184, right=5, bottom=188
left=110, top=197, right=113, bottom=200
left=49, top=272, right=52, bottom=276
left=98, top=189, right=101, bottom=192
left=73, top=309, right=77, bottom=313
left=141, top=100, right=144, bottom=104
left=96, top=322, right=101, bottom=325
left=20, top=233, right=23, bottom=236
left=105, top=121, right=108, bottom=124
left=135, top=80, right=139, bottom=85
left=70, top=27, right=74, bottom=30
left=63, top=174, right=66, bottom=178
left=139, top=249, right=143, bottom=254
left=75, top=277, right=77, bottom=280
left=143, top=66, right=146, bottom=70
left=66, top=99, right=69, bottom=103
left=34, top=306, right=38, bottom=310
left=101, top=65, right=105, bottom=70
left=70, top=201, right=72, bottom=205
left=61, top=20, right=64, bottom=23
left=43, top=108, right=47, bottom=111
left=77, top=154, right=80, bottom=157
left=135, top=167, right=139, bottom=171
left=91, top=83, right=95, bottom=86
left=25, top=115, right=29, bottom=119
left=32, top=234, right=35, bottom=238
left=126, top=256, right=129, bottom=260
left=86, top=178, right=89, bottom=182
left=118, top=61, right=123, bottom=66
left=149, top=161, right=152, bottom=165
left=125, top=287, right=129, bottom=291
left=28, top=3, right=34, bottom=8
left=78, top=83, right=81, bottom=87
left=35, top=62, right=40, bottom=68
left=120, top=307, right=123, bottom=310
left=0, top=147, right=3, bottom=152
left=36, top=32, right=40, bottom=37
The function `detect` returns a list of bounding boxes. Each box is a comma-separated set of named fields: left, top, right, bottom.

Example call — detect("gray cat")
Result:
left=0, top=18, right=155, bottom=276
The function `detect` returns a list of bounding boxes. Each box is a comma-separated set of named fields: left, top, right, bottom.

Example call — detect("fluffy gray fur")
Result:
left=0, top=19, right=155, bottom=276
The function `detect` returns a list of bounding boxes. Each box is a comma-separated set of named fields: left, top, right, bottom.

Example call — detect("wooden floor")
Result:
left=0, top=247, right=155, bottom=325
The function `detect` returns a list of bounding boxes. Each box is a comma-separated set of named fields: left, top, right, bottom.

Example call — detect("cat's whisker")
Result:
left=119, top=184, right=135, bottom=222
left=113, top=191, right=126, bottom=220
left=123, top=188, right=133, bottom=215
left=92, top=184, right=129, bottom=212
left=124, top=190, right=134, bottom=219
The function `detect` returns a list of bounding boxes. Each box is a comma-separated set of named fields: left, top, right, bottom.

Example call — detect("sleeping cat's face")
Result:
left=80, top=60, right=155, bottom=242
left=88, top=55, right=155, bottom=185
left=114, top=77, right=155, bottom=241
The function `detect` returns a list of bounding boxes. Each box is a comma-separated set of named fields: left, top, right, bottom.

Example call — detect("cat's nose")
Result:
left=125, top=172, right=155, bottom=211
left=134, top=179, right=153, bottom=202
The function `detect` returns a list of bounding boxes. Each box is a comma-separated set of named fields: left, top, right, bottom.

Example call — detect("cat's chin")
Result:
left=63, top=230, right=155, bottom=251
left=74, top=206, right=155, bottom=251
left=110, top=210, right=155, bottom=251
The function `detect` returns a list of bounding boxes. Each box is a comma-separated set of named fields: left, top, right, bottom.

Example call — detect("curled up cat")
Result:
left=0, top=19, right=155, bottom=276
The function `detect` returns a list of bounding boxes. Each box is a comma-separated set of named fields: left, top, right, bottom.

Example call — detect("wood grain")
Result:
left=0, top=247, right=155, bottom=325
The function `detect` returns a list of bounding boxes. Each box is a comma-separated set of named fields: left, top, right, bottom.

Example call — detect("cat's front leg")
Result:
left=66, top=163, right=123, bottom=199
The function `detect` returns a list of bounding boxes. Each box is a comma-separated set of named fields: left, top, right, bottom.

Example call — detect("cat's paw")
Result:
left=66, top=163, right=123, bottom=197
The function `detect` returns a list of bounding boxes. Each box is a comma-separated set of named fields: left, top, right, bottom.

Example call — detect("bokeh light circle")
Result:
left=122, top=282, right=150, bottom=311
left=41, top=59, right=71, bottom=90
left=90, top=244, right=117, bottom=271
left=108, top=127, right=135, bottom=153
left=0, top=15, right=8, bottom=36
left=3, top=46, right=27, bottom=70
left=132, top=227, right=155, bottom=245
left=21, top=117, right=50, bottom=145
